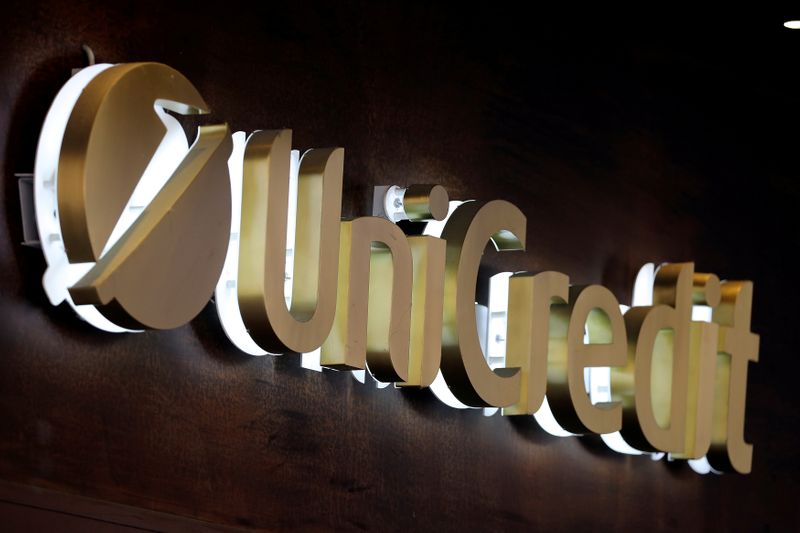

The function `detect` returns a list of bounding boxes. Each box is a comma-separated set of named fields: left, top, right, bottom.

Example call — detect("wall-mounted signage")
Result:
left=31, top=62, right=759, bottom=475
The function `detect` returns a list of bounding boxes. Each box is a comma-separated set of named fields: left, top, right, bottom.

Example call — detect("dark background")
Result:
left=1, top=2, right=798, bottom=531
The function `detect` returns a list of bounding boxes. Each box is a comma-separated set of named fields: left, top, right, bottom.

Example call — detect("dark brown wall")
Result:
left=1, top=2, right=798, bottom=531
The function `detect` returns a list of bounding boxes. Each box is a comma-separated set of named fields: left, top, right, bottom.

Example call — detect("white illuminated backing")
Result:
left=424, top=202, right=475, bottom=410
left=214, top=132, right=265, bottom=355
left=688, top=456, right=721, bottom=475
left=481, top=273, right=508, bottom=417
left=784, top=20, right=800, bottom=29
left=34, top=64, right=136, bottom=333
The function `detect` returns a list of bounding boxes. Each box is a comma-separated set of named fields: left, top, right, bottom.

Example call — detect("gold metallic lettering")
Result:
left=403, top=184, right=449, bottom=221
left=59, top=63, right=212, bottom=262
left=708, top=281, right=759, bottom=473
left=237, top=129, right=343, bottom=353
left=320, top=217, right=413, bottom=382
left=439, top=201, right=524, bottom=407
left=675, top=273, right=720, bottom=459
left=503, top=271, right=569, bottom=416
left=39, top=61, right=762, bottom=474
left=66, top=63, right=232, bottom=329
left=549, top=285, right=627, bottom=434
left=403, top=236, right=446, bottom=387
left=616, top=263, right=693, bottom=452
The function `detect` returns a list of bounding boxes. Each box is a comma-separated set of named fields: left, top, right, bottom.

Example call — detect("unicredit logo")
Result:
left=31, top=62, right=759, bottom=475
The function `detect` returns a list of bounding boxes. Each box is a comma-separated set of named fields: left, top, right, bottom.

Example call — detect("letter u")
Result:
left=237, top=129, right=344, bottom=353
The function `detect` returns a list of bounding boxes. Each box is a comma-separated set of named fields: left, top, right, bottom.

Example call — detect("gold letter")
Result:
left=674, top=273, right=721, bottom=460
left=440, top=200, right=524, bottom=407
left=66, top=63, right=232, bottom=329
left=320, top=217, right=413, bottom=382
left=616, top=263, right=694, bottom=452
left=547, top=285, right=627, bottom=434
left=237, top=130, right=343, bottom=353
left=503, top=271, right=569, bottom=416
left=708, top=281, right=759, bottom=473
left=404, top=236, right=446, bottom=387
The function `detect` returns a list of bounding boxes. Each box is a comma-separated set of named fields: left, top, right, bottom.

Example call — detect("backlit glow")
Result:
left=34, top=64, right=135, bottom=333
left=214, top=132, right=267, bottom=355
left=30, top=61, right=754, bottom=476
left=596, top=266, right=657, bottom=456
left=214, top=134, right=301, bottom=357
left=784, top=20, right=800, bottom=29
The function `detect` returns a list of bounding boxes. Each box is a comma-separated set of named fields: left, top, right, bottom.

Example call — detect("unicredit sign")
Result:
left=31, top=62, right=759, bottom=475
